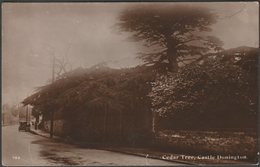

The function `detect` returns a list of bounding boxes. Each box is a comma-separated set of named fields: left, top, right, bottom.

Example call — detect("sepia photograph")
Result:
left=2, top=1, right=259, bottom=166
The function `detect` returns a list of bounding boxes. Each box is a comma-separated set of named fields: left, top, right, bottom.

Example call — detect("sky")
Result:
left=2, top=2, right=259, bottom=105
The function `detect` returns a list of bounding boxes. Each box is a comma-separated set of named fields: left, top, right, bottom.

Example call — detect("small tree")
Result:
left=119, top=4, right=223, bottom=71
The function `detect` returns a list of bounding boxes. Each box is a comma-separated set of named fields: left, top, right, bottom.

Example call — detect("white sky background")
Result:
left=2, top=2, right=259, bottom=105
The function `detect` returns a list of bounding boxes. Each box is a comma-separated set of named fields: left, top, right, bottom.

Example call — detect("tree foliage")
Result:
left=119, top=4, right=223, bottom=71
left=23, top=64, right=156, bottom=144
left=148, top=46, right=258, bottom=130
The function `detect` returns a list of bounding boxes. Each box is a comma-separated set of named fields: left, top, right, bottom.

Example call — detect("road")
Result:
left=2, top=125, right=182, bottom=166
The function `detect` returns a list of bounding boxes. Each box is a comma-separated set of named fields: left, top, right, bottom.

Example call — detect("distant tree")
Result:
left=119, top=4, right=223, bottom=71
left=2, top=104, right=19, bottom=125
left=2, top=103, right=10, bottom=113
left=10, top=105, right=19, bottom=117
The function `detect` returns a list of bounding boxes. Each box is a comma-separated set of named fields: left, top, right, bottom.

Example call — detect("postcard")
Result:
left=2, top=2, right=259, bottom=166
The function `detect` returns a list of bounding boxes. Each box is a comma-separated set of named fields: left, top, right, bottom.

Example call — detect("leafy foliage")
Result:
left=148, top=46, right=258, bottom=130
left=23, top=65, right=156, bottom=144
left=23, top=46, right=258, bottom=139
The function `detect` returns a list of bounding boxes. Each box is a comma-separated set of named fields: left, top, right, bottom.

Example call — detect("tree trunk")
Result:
left=167, top=47, right=178, bottom=72
left=35, top=114, right=39, bottom=130
left=166, top=37, right=178, bottom=72
left=119, top=110, right=122, bottom=143
left=152, top=110, right=155, bottom=133
left=103, top=103, right=108, bottom=144
left=50, top=111, right=54, bottom=138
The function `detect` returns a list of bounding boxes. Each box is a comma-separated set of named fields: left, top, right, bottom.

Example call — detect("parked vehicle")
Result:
left=18, top=121, right=30, bottom=131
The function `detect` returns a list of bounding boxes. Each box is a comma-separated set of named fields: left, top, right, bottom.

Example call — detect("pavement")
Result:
left=28, top=127, right=254, bottom=165
left=29, top=128, right=193, bottom=165
left=29, top=128, right=60, bottom=140
left=2, top=125, right=184, bottom=166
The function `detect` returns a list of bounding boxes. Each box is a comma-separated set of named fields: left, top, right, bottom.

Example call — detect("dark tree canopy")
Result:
left=119, top=4, right=223, bottom=71
left=148, top=46, right=258, bottom=130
